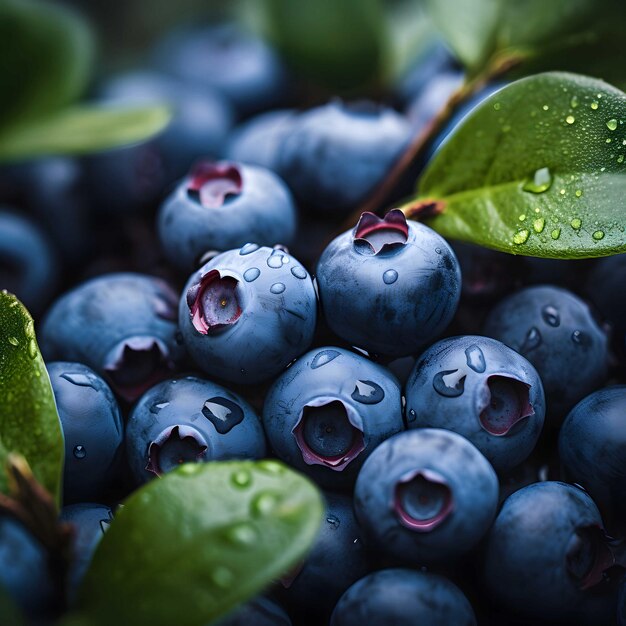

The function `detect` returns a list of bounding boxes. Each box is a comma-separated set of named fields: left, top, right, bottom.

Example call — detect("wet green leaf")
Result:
left=0, top=293, right=63, bottom=504
left=0, top=105, right=171, bottom=162
left=75, top=460, right=324, bottom=626
left=406, top=73, right=626, bottom=258
left=0, top=0, right=93, bottom=132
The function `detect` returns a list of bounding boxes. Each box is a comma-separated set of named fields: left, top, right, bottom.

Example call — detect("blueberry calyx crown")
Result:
left=104, top=336, right=173, bottom=402
left=186, top=161, right=243, bottom=208
left=393, top=468, right=454, bottom=532
left=187, top=269, right=242, bottom=334
left=292, top=399, right=365, bottom=472
left=146, top=425, right=208, bottom=476
left=353, top=209, right=409, bottom=256
left=478, top=376, right=534, bottom=436
left=566, top=524, right=620, bottom=590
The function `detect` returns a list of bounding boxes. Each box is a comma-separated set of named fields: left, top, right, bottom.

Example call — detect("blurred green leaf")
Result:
left=0, top=0, right=94, bottom=132
left=74, top=460, right=324, bottom=626
left=0, top=105, right=171, bottom=162
left=0, top=293, right=64, bottom=504
left=427, top=0, right=626, bottom=84
left=405, top=73, right=626, bottom=259
left=0, top=583, right=23, bottom=626
left=258, top=0, right=388, bottom=92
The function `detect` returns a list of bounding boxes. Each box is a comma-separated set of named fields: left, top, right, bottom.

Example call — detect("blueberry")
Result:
left=354, top=429, right=498, bottom=564
left=404, top=336, right=545, bottom=473
left=47, top=363, right=124, bottom=503
left=98, top=70, right=233, bottom=181
left=40, top=273, right=185, bottom=403
left=316, top=210, right=461, bottom=357
left=330, top=569, right=477, bottom=626
left=179, top=246, right=316, bottom=385
left=263, top=347, right=403, bottom=488
left=405, top=70, right=464, bottom=131
left=0, top=208, right=58, bottom=315
left=619, top=576, right=626, bottom=626
left=275, top=101, right=410, bottom=215
left=60, top=503, right=114, bottom=602
left=280, top=493, right=371, bottom=621
left=214, top=597, right=291, bottom=626
left=152, top=22, right=288, bottom=118
left=559, top=386, right=626, bottom=531
left=0, top=516, right=55, bottom=618
left=126, top=375, right=266, bottom=484
left=483, top=285, right=608, bottom=420
left=158, top=161, right=297, bottom=271
left=226, top=109, right=297, bottom=171
left=482, top=481, right=618, bottom=624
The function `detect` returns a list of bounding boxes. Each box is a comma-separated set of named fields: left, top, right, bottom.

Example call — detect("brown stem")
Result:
left=339, top=53, right=525, bottom=231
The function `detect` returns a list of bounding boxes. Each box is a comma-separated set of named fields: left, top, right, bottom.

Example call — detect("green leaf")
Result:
left=0, top=0, right=94, bottom=132
left=75, top=460, right=324, bottom=626
left=0, top=583, right=24, bottom=626
left=0, top=293, right=63, bottom=503
left=405, top=72, right=626, bottom=259
left=0, top=104, right=172, bottom=162
left=427, top=0, right=626, bottom=81
left=258, top=0, right=387, bottom=92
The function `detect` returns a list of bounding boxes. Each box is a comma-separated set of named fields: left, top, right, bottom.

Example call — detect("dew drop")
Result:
left=251, top=491, right=279, bottom=516
left=239, top=243, right=259, bottom=255
left=256, top=460, right=284, bottom=475
left=243, top=267, right=260, bottom=282
left=523, top=167, right=552, bottom=193
left=618, top=155, right=624, bottom=164
left=551, top=228, right=561, bottom=240
left=267, top=249, right=287, bottom=268
left=231, top=469, right=252, bottom=488
left=513, top=229, right=530, bottom=245
left=518, top=214, right=527, bottom=222
left=560, top=189, right=566, bottom=195
left=541, top=305, right=560, bottom=327
left=211, top=566, right=234, bottom=589
left=493, top=102, right=501, bottom=110
left=566, top=115, right=575, bottom=125
left=465, top=345, right=486, bottom=373
left=575, top=189, right=583, bottom=197
left=7, top=336, right=18, bottom=347
left=590, top=102, right=599, bottom=110
left=407, top=409, right=416, bottom=422
left=571, top=218, right=582, bottom=230
left=326, top=515, right=341, bottom=530
left=520, top=327, right=542, bottom=353
left=570, top=96, right=579, bottom=108
left=179, top=464, right=202, bottom=476
left=533, top=218, right=545, bottom=233
left=383, top=270, right=398, bottom=285
left=542, top=105, right=549, bottom=111
left=226, top=522, right=258, bottom=546
left=270, top=282, right=286, bottom=294
left=291, top=266, right=307, bottom=280
left=149, top=401, right=170, bottom=414
left=592, top=230, right=605, bottom=241
left=61, top=372, right=96, bottom=388
left=310, top=349, right=341, bottom=369
left=73, top=445, right=86, bottom=459
left=433, top=369, right=466, bottom=398
left=607, top=119, right=618, bottom=131
left=606, top=138, right=612, bottom=144
left=27, top=339, right=37, bottom=359
left=572, top=330, right=591, bottom=347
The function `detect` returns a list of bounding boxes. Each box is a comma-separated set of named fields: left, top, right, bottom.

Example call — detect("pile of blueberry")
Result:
left=1, top=17, right=626, bottom=626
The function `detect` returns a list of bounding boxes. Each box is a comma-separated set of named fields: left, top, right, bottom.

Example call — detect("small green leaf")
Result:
left=427, top=0, right=625, bottom=80
left=0, top=0, right=93, bottom=132
left=0, top=293, right=63, bottom=503
left=0, top=104, right=172, bottom=162
left=258, top=0, right=387, bottom=92
left=75, top=460, right=324, bottom=626
left=405, top=73, right=626, bottom=259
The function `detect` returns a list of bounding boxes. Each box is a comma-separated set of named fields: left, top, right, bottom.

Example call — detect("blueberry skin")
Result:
left=316, top=214, right=461, bottom=357
left=60, top=503, right=114, bottom=602
left=483, top=482, right=617, bottom=624
left=263, top=347, right=403, bottom=488
left=405, top=336, right=545, bottom=473
left=179, top=246, right=317, bottom=385
left=559, top=386, right=626, bottom=530
left=354, top=429, right=498, bottom=564
left=214, top=597, right=291, bottom=626
left=126, top=375, right=266, bottom=484
left=98, top=71, right=233, bottom=180
left=0, top=208, right=58, bottom=315
left=0, top=516, right=56, bottom=618
left=282, top=493, right=371, bottom=621
left=619, top=576, right=626, bottom=626
left=330, top=569, right=477, bottom=626
left=153, top=22, right=288, bottom=118
left=158, top=161, right=297, bottom=271
left=275, top=101, right=410, bottom=215
left=40, top=273, right=185, bottom=403
left=226, top=109, right=297, bottom=171
left=48, top=362, right=124, bottom=504
left=483, top=285, right=608, bottom=420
